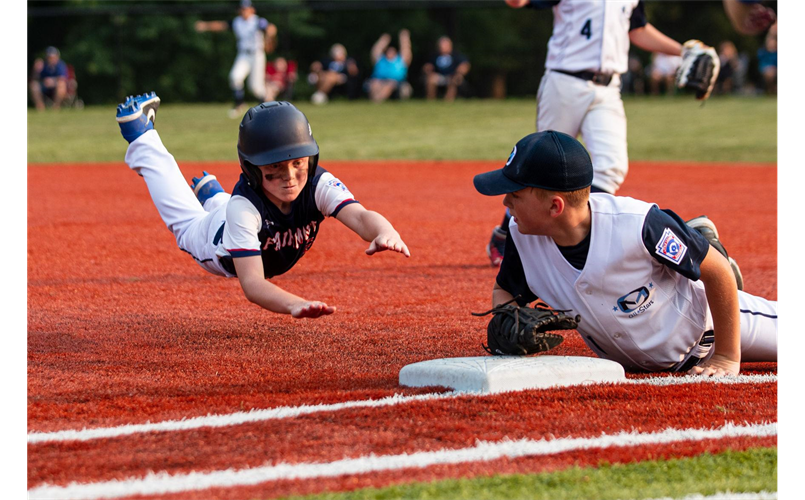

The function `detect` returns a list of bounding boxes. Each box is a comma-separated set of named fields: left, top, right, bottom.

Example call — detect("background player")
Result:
left=487, top=0, right=715, bottom=266
left=116, top=93, right=410, bottom=318
left=474, top=131, right=777, bottom=376
left=196, top=0, right=277, bottom=118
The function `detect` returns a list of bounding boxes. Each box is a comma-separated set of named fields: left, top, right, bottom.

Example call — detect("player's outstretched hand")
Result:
left=366, top=233, right=411, bottom=257
left=290, top=301, right=336, bottom=319
left=687, top=354, right=740, bottom=377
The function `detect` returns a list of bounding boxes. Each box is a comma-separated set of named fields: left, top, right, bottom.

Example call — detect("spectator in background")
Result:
left=29, top=46, right=68, bottom=111
left=265, top=57, right=297, bottom=101
left=757, top=23, right=777, bottom=95
left=367, top=30, right=413, bottom=103
left=648, top=52, right=682, bottom=96
left=422, top=36, right=471, bottom=101
left=621, top=55, right=645, bottom=95
left=715, top=41, right=741, bottom=94
left=308, top=43, right=360, bottom=105
left=195, top=0, right=278, bottom=118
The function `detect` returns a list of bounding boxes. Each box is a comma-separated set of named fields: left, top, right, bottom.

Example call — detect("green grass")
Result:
left=26, top=96, right=776, bottom=164
left=279, top=447, right=777, bottom=500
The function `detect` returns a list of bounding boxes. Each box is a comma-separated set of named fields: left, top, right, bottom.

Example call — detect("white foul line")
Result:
left=27, top=421, right=777, bottom=500
left=639, top=492, right=777, bottom=500
left=28, top=373, right=777, bottom=444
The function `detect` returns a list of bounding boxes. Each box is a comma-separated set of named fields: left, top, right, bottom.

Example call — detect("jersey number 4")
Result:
left=580, top=19, right=592, bottom=40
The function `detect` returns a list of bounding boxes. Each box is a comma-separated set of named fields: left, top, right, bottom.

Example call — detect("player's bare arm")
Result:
left=689, top=245, right=741, bottom=377
left=492, top=281, right=516, bottom=308
left=371, top=34, right=392, bottom=64
left=399, top=29, right=413, bottom=66
left=335, top=203, right=411, bottom=257
left=628, top=24, right=683, bottom=56
left=504, top=0, right=530, bottom=8
left=233, top=254, right=336, bottom=319
left=195, top=20, right=229, bottom=32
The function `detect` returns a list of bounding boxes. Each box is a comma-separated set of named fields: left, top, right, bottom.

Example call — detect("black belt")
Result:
left=677, top=330, right=716, bottom=372
left=554, top=69, right=614, bottom=86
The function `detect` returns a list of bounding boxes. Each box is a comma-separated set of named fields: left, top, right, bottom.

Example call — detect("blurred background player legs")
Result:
left=229, top=48, right=266, bottom=116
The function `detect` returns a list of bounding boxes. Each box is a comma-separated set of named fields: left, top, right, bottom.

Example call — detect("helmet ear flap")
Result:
left=240, top=159, right=263, bottom=189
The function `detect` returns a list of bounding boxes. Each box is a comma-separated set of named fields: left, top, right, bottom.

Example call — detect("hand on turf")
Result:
left=366, top=233, right=411, bottom=257
left=290, top=301, right=336, bottom=319
left=687, top=354, right=740, bottom=377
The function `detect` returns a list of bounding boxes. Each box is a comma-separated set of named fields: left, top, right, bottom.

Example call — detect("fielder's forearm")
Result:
left=492, top=281, right=515, bottom=308
left=629, top=24, right=683, bottom=56
left=699, top=247, right=741, bottom=364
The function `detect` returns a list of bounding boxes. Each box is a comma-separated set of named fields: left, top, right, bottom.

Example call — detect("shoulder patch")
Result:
left=654, top=227, right=688, bottom=264
left=326, top=178, right=348, bottom=191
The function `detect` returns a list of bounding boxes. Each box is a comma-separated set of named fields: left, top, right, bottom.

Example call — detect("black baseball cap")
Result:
left=473, top=131, right=593, bottom=196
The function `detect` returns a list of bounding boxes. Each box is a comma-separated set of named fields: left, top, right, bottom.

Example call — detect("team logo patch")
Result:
left=506, top=146, right=517, bottom=166
left=617, top=286, right=651, bottom=313
left=326, top=179, right=348, bottom=191
left=654, top=228, right=687, bottom=265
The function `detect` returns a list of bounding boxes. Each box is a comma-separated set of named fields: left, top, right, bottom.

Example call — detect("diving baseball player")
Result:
left=488, top=0, right=716, bottom=266
left=116, top=93, right=409, bottom=318
left=474, top=131, right=777, bottom=376
left=196, top=0, right=277, bottom=118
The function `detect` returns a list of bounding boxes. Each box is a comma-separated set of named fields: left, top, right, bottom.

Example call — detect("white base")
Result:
left=399, top=356, right=625, bottom=394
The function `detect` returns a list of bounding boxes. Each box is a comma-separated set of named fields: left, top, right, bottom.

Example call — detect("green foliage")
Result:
left=278, top=447, right=777, bottom=500
left=28, top=1, right=776, bottom=105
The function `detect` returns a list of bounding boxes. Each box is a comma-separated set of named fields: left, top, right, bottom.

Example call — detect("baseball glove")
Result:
left=676, top=40, right=720, bottom=101
left=472, top=297, right=581, bottom=356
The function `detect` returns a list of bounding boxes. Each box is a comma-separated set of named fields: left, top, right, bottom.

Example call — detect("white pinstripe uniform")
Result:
left=535, top=0, right=643, bottom=193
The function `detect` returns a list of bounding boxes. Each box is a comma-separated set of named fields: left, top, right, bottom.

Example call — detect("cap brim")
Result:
left=473, top=169, right=526, bottom=196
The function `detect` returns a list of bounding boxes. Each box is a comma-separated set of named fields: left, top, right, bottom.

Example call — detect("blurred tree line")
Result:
left=27, top=0, right=775, bottom=105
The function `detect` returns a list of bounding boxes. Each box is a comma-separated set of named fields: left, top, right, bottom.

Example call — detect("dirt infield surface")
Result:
left=27, top=160, right=776, bottom=498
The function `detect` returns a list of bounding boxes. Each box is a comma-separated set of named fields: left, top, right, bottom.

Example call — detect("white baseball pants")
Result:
left=735, top=290, right=777, bottom=362
left=125, top=130, right=233, bottom=277
left=536, top=69, right=628, bottom=194
left=229, top=50, right=266, bottom=101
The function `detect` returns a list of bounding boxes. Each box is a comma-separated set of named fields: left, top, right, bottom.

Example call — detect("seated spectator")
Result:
left=265, top=57, right=298, bottom=101
left=422, top=36, right=470, bottom=101
left=757, top=23, right=777, bottom=95
left=648, top=52, right=682, bottom=96
left=29, top=47, right=68, bottom=111
left=367, top=30, right=412, bottom=103
left=621, top=54, right=645, bottom=95
left=309, top=43, right=360, bottom=104
left=716, top=41, right=741, bottom=94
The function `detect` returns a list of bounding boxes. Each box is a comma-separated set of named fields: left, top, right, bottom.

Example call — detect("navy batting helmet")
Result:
left=237, top=101, right=320, bottom=189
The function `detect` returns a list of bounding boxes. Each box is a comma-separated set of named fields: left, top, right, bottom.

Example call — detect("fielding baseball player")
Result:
left=196, top=0, right=277, bottom=118
left=474, top=131, right=777, bottom=376
left=488, top=0, right=719, bottom=266
left=116, top=93, right=410, bottom=319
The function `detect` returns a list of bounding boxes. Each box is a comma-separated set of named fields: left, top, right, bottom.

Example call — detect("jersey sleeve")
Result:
left=495, top=231, right=539, bottom=306
left=641, top=205, right=711, bottom=280
left=258, top=17, right=269, bottom=30
left=314, top=172, right=360, bottom=217
left=629, top=1, right=648, bottom=31
left=222, top=195, right=263, bottom=258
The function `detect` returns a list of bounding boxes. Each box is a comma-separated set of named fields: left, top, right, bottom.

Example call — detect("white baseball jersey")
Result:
left=541, top=0, right=644, bottom=74
left=232, top=15, right=269, bottom=53
left=497, top=193, right=778, bottom=371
